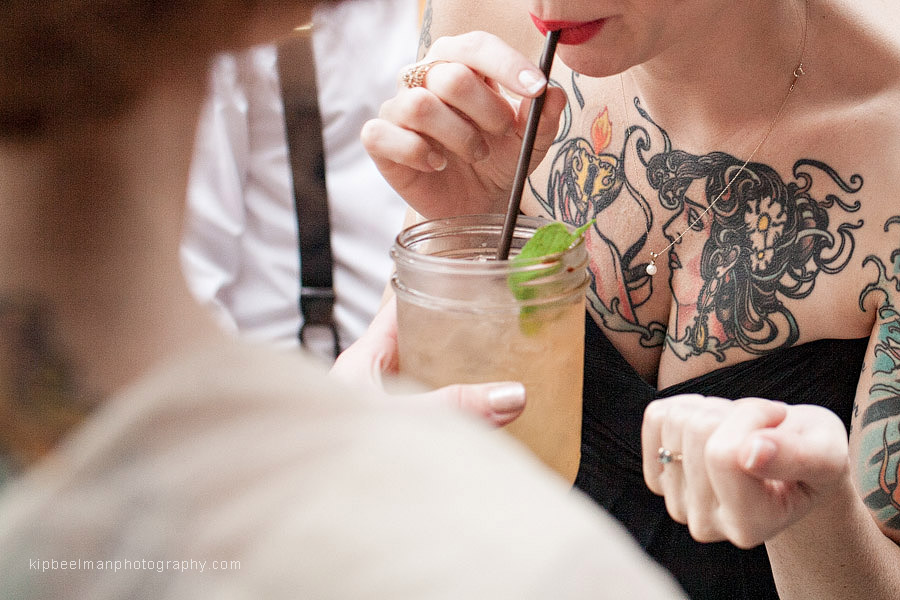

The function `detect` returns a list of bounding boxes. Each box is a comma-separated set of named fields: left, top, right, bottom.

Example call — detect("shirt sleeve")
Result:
left=180, top=51, right=252, bottom=334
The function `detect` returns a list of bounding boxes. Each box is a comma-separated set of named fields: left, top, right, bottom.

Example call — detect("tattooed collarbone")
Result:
left=541, top=95, right=865, bottom=360
left=652, top=151, right=862, bottom=359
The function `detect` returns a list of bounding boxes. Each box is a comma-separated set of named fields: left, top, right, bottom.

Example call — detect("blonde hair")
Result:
left=0, top=1, right=259, bottom=139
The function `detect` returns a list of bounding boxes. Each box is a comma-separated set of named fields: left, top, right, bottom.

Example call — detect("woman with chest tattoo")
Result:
left=0, top=1, right=696, bottom=598
left=345, top=0, right=900, bottom=597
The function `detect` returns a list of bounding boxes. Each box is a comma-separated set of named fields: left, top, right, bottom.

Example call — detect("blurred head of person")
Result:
left=0, top=0, right=319, bottom=140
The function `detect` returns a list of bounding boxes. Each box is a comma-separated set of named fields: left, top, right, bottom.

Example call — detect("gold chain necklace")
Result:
left=636, top=0, right=809, bottom=277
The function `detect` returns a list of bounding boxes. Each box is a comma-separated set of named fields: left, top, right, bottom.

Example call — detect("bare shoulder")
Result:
left=811, top=0, right=900, bottom=104
left=797, top=0, right=900, bottom=291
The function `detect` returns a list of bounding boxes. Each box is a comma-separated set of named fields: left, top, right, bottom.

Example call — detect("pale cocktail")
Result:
left=391, top=214, right=589, bottom=482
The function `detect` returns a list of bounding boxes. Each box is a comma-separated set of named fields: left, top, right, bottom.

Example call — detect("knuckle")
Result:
left=644, top=477, right=662, bottom=495
left=377, top=96, right=395, bottom=119
left=684, top=410, right=721, bottom=439
left=428, top=34, right=453, bottom=55
left=733, top=396, right=769, bottom=409
left=685, top=504, right=721, bottom=543
left=445, top=383, right=464, bottom=407
left=400, top=88, right=440, bottom=125
left=359, top=119, right=381, bottom=147
left=664, top=403, right=695, bottom=435
left=704, top=430, right=738, bottom=462
left=436, top=63, right=479, bottom=99
left=454, top=30, right=492, bottom=55
left=446, top=384, right=477, bottom=415
left=727, top=531, right=759, bottom=550
left=643, top=464, right=664, bottom=491
left=643, top=399, right=669, bottom=423
left=714, top=507, right=759, bottom=549
left=664, top=497, right=687, bottom=525
left=686, top=517, right=720, bottom=543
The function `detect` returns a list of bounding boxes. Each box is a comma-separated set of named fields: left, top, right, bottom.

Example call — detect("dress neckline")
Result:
left=585, top=315, right=869, bottom=398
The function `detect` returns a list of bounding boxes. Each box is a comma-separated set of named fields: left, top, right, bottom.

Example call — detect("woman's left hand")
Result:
left=642, top=394, right=851, bottom=549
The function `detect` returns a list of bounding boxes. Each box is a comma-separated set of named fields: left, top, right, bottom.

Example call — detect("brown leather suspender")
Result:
left=276, top=33, right=341, bottom=359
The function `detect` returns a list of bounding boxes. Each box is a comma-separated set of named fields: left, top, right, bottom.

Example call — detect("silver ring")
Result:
left=657, top=447, right=683, bottom=465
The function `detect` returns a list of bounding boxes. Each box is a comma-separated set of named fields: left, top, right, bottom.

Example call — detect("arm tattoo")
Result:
left=0, top=298, right=93, bottom=474
left=417, top=0, right=434, bottom=60
left=857, top=216, right=900, bottom=532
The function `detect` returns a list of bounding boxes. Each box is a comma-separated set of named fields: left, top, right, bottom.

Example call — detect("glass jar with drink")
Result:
left=391, top=213, right=590, bottom=483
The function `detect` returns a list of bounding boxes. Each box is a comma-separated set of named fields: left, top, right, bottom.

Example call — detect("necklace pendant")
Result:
left=646, top=252, right=658, bottom=276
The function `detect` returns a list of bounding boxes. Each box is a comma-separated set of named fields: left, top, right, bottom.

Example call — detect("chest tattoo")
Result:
left=533, top=77, right=864, bottom=362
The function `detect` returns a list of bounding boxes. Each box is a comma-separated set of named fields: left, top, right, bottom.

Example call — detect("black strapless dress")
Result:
left=575, top=315, right=867, bottom=599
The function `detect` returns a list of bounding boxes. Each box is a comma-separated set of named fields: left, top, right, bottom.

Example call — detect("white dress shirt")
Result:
left=181, top=0, right=415, bottom=353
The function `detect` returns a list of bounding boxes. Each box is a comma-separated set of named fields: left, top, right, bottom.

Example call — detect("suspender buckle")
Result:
left=299, top=286, right=340, bottom=360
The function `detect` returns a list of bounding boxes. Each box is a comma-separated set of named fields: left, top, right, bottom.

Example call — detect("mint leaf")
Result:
left=514, top=221, right=593, bottom=265
left=508, top=220, right=593, bottom=334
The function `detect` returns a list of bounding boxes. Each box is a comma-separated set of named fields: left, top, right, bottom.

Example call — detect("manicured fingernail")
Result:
left=518, top=69, right=547, bottom=95
left=488, top=383, right=526, bottom=413
left=744, top=437, right=777, bottom=470
left=427, top=151, right=447, bottom=171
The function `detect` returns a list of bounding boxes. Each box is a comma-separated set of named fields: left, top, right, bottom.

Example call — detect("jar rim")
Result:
left=391, top=213, right=587, bottom=275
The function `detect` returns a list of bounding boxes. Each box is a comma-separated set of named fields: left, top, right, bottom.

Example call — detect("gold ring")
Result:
left=657, top=447, right=683, bottom=465
left=399, top=60, right=450, bottom=89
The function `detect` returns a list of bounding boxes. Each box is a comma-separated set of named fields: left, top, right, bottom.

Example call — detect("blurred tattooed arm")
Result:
left=416, top=0, right=543, bottom=61
left=0, top=298, right=96, bottom=475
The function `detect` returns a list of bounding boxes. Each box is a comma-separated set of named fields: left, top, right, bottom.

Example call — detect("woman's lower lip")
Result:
left=530, top=15, right=605, bottom=45
left=669, top=251, right=681, bottom=270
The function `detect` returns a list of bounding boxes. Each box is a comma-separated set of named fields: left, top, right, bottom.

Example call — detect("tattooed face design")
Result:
left=650, top=150, right=862, bottom=359
left=536, top=84, right=863, bottom=361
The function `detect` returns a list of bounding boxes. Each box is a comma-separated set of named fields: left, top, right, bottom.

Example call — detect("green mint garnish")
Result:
left=508, top=220, right=593, bottom=334
left=515, top=221, right=593, bottom=264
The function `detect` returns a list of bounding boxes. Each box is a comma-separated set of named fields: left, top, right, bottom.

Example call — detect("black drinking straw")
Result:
left=496, top=28, right=561, bottom=261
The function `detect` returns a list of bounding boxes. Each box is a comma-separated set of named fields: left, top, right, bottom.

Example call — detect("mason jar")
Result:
left=391, top=213, right=590, bottom=482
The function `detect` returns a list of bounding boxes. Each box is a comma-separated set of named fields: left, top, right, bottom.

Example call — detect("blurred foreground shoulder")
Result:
left=0, top=342, right=686, bottom=598
left=219, top=348, right=688, bottom=598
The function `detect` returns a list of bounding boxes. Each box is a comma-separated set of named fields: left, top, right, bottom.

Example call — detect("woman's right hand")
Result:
left=360, top=31, right=567, bottom=219
left=330, top=296, right=527, bottom=427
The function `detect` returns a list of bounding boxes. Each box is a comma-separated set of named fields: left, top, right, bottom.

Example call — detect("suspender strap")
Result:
left=277, top=32, right=340, bottom=359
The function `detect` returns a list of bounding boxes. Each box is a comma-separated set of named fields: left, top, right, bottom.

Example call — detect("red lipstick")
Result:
left=530, top=14, right=605, bottom=45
